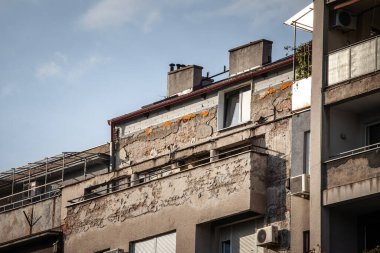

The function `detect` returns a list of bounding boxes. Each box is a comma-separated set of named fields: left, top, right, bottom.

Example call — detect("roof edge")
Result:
left=108, top=56, right=293, bottom=126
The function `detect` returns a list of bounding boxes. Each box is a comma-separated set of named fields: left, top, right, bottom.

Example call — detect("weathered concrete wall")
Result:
left=290, top=196, right=310, bottom=253
left=291, top=110, right=310, bottom=177
left=324, top=71, right=380, bottom=105
left=116, top=106, right=217, bottom=168
left=63, top=152, right=267, bottom=253
left=0, top=197, right=61, bottom=244
left=167, top=65, right=203, bottom=97
left=229, top=40, right=272, bottom=75
left=118, top=94, right=218, bottom=136
left=326, top=149, right=380, bottom=189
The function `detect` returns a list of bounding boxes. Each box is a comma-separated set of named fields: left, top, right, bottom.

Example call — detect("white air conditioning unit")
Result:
left=104, top=249, right=124, bottom=253
left=332, top=10, right=357, bottom=31
left=257, top=225, right=279, bottom=247
left=290, top=174, right=310, bottom=197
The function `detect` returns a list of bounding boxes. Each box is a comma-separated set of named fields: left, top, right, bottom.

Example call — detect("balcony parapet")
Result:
left=327, top=35, right=380, bottom=86
left=325, top=142, right=380, bottom=189
left=64, top=150, right=267, bottom=237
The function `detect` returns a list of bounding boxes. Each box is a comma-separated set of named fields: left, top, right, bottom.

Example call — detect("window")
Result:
left=303, top=231, right=310, bottom=253
left=219, top=86, right=251, bottom=129
left=132, top=232, right=176, bottom=253
left=367, top=122, right=380, bottom=145
left=304, top=131, right=311, bottom=174
left=218, top=219, right=263, bottom=253
left=221, top=240, right=231, bottom=253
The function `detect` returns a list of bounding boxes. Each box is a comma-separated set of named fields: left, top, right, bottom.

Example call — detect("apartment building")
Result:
left=310, top=0, right=380, bottom=252
left=0, top=145, right=110, bottom=253
left=0, top=38, right=313, bottom=252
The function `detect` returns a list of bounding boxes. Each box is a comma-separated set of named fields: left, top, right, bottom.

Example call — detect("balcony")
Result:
left=64, top=149, right=267, bottom=238
left=0, top=196, right=61, bottom=244
left=324, top=143, right=380, bottom=205
left=328, top=35, right=380, bottom=86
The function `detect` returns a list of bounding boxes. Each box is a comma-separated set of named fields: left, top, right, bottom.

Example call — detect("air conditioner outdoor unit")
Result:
left=290, top=174, right=310, bottom=197
left=257, top=225, right=279, bottom=247
left=104, top=249, right=125, bottom=253
left=332, top=10, right=357, bottom=31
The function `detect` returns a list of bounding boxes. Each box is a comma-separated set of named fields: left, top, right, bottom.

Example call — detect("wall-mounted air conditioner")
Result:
left=257, top=225, right=279, bottom=247
left=104, top=249, right=125, bottom=253
left=332, top=10, right=357, bottom=31
left=290, top=174, right=310, bottom=197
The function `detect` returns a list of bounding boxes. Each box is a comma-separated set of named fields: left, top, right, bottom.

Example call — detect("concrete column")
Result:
left=310, top=0, right=330, bottom=252
left=210, top=149, right=218, bottom=162
left=130, top=173, right=139, bottom=186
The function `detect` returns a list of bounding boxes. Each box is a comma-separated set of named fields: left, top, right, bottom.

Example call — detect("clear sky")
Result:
left=0, top=0, right=311, bottom=171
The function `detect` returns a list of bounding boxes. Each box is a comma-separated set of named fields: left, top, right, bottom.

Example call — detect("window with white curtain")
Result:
left=219, top=85, right=251, bottom=129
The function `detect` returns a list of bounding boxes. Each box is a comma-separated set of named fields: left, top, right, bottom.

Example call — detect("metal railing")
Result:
left=325, top=142, right=380, bottom=163
left=328, top=35, right=380, bottom=86
left=0, top=179, right=62, bottom=213
left=67, top=144, right=267, bottom=206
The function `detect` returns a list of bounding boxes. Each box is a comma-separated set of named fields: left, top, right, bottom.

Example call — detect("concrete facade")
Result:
left=0, top=37, right=314, bottom=253
left=311, top=0, right=380, bottom=252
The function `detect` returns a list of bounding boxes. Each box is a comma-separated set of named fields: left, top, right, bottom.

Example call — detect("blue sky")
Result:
left=0, top=0, right=311, bottom=171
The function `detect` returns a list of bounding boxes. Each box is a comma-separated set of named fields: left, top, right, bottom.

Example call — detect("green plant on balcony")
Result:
left=295, top=42, right=312, bottom=80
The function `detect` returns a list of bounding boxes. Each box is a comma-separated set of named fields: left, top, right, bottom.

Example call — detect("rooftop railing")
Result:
left=0, top=179, right=61, bottom=213
left=328, top=35, right=380, bottom=86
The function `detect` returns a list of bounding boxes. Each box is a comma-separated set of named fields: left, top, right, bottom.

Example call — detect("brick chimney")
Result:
left=167, top=65, right=203, bottom=97
left=229, top=39, right=273, bottom=76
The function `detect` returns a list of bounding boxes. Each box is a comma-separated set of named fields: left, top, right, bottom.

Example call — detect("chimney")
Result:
left=167, top=64, right=203, bottom=97
left=228, top=39, right=273, bottom=76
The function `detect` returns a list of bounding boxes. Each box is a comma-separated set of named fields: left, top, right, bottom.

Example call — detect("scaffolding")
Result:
left=0, top=144, right=110, bottom=213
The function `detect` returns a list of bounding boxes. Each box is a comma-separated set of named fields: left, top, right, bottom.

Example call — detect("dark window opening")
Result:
left=303, top=230, right=310, bottom=253
left=367, top=123, right=380, bottom=145
left=221, top=240, right=231, bottom=253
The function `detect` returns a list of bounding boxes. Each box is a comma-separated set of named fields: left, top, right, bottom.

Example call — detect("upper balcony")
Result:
left=323, top=93, right=380, bottom=205
left=327, top=35, right=380, bottom=86
left=64, top=148, right=267, bottom=246
left=324, top=0, right=380, bottom=104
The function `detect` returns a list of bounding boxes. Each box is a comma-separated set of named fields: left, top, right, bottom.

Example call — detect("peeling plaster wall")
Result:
left=62, top=69, right=295, bottom=252
left=115, top=107, right=217, bottom=168
left=0, top=197, right=61, bottom=244
left=326, top=149, right=380, bottom=189
left=63, top=152, right=267, bottom=253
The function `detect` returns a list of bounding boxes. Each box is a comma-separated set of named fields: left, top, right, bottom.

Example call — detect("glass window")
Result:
left=223, top=86, right=251, bottom=128
left=367, top=123, right=380, bottom=145
left=304, top=131, right=310, bottom=174
left=221, top=240, right=231, bottom=253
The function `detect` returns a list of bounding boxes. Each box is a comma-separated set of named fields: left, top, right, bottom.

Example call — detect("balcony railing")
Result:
left=328, top=35, right=380, bottom=86
left=0, top=180, right=61, bottom=213
left=324, top=142, right=380, bottom=189
left=67, top=144, right=267, bottom=206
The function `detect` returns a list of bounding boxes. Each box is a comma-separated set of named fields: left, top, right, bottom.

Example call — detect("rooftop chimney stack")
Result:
left=167, top=64, right=203, bottom=97
left=229, top=39, right=273, bottom=76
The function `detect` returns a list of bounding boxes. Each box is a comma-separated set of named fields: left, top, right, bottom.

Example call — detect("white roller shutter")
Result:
left=156, top=232, right=176, bottom=253
left=133, top=232, right=176, bottom=253
left=133, top=238, right=155, bottom=253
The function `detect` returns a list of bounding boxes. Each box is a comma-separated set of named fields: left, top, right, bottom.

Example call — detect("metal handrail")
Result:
left=0, top=179, right=62, bottom=203
left=0, top=189, right=61, bottom=214
left=325, top=142, right=380, bottom=163
left=328, top=34, right=380, bottom=55
left=67, top=145, right=267, bottom=205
